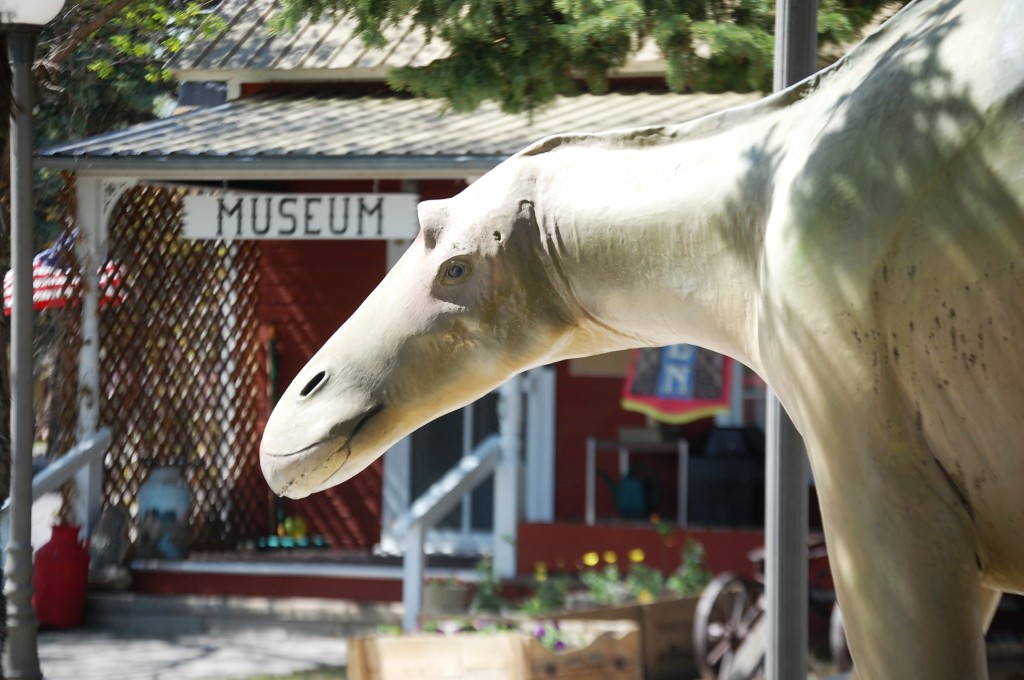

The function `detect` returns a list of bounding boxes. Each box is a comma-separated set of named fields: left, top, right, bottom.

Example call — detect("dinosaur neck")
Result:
left=531, top=114, right=794, bottom=373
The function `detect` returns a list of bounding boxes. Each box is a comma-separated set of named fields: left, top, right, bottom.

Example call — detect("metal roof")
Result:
left=169, top=0, right=442, bottom=79
left=170, top=0, right=665, bottom=82
left=38, top=90, right=761, bottom=179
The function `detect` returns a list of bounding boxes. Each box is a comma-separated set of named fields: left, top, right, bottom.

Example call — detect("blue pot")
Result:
left=136, top=466, right=191, bottom=559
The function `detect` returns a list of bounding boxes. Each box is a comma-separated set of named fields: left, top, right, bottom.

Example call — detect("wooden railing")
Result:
left=395, top=375, right=523, bottom=631
left=395, top=434, right=502, bottom=631
left=0, top=427, right=112, bottom=568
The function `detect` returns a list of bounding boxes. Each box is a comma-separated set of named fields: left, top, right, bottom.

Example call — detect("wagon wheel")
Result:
left=693, top=572, right=766, bottom=680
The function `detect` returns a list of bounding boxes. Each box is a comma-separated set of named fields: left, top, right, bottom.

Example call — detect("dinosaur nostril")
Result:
left=298, top=370, right=327, bottom=398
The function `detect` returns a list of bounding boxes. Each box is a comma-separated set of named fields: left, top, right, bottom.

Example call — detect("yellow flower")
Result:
left=534, top=562, right=548, bottom=582
left=628, top=548, right=645, bottom=563
left=637, top=590, right=653, bottom=604
left=603, top=551, right=618, bottom=565
left=582, top=551, right=600, bottom=567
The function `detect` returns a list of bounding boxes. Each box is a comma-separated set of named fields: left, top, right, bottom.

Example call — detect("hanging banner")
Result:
left=182, top=192, right=419, bottom=240
left=621, top=345, right=733, bottom=424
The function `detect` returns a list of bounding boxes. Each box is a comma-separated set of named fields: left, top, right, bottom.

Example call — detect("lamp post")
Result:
left=1, top=0, right=65, bottom=677
left=765, top=1, right=816, bottom=678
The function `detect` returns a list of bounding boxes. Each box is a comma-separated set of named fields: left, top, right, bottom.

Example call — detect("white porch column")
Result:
left=401, top=522, right=425, bottom=631
left=72, top=176, right=134, bottom=534
left=523, top=367, right=555, bottom=523
left=493, top=375, right=523, bottom=578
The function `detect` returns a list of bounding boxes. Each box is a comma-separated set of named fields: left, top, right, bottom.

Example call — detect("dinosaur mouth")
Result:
left=334, top=403, right=385, bottom=448
left=260, top=404, right=385, bottom=498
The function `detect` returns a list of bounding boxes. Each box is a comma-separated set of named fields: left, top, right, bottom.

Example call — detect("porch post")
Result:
left=72, top=176, right=133, bottom=534
left=72, top=176, right=104, bottom=536
left=493, top=375, right=522, bottom=578
left=765, top=1, right=817, bottom=678
left=523, top=367, right=555, bottom=523
left=380, top=205, right=415, bottom=554
left=402, top=522, right=425, bottom=631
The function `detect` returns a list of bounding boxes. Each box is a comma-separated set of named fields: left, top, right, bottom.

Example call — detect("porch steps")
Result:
left=84, top=591, right=403, bottom=638
left=128, top=552, right=481, bottom=602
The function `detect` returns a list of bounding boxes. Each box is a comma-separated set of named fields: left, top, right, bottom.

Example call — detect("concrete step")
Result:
left=84, top=591, right=403, bottom=638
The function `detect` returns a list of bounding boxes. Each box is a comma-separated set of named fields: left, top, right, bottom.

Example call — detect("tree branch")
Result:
left=36, top=0, right=137, bottom=79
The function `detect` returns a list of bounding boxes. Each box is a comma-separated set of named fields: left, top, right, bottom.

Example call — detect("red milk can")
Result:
left=33, top=524, right=89, bottom=628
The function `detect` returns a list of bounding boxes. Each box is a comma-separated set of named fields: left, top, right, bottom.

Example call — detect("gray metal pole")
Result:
left=3, top=25, right=42, bottom=680
left=774, top=0, right=819, bottom=92
left=764, top=396, right=809, bottom=679
left=766, top=1, right=816, bottom=678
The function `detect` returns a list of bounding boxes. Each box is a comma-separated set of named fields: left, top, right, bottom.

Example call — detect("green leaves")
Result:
left=275, top=0, right=902, bottom=113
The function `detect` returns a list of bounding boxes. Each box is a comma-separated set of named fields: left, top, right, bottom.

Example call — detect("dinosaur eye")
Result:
left=444, top=260, right=469, bottom=281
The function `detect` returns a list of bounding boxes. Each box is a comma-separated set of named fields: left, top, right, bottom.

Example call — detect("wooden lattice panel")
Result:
left=44, top=175, right=83, bottom=453
left=50, top=181, right=266, bottom=549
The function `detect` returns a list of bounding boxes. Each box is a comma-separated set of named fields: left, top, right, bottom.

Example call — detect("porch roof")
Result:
left=37, top=90, right=762, bottom=180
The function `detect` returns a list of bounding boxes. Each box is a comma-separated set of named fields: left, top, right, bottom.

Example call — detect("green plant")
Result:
left=579, top=564, right=628, bottom=606
left=469, top=556, right=506, bottom=614
left=625, top=563, right=665, bottom=604
left=534, top=620, right=567, bottom=651
left=520, top=571, right=571, bottom=615
left=666, top=540, right=712, bottom=597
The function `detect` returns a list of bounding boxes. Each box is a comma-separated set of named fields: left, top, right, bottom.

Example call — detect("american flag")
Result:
left=2, top=233, right=124, bottom=315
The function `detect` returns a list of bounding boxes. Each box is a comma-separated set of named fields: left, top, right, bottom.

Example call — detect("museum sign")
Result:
left=182, top=192, right=419, bottom=240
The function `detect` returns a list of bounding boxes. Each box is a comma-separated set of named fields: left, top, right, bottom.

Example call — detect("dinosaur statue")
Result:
left=260, top=0, right=1024, bottom=675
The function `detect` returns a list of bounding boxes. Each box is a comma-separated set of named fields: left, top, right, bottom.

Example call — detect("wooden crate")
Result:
left=559, top=596, right=701, bottom=680
left=348, top=630, right=642, bottom=680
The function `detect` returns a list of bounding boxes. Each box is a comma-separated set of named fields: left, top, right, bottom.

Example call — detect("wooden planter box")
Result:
left=558, top=595, right=701, bottom=680
left=422, top=584, right=470, bottom=615
left=348, top=628, right=641, bottom=680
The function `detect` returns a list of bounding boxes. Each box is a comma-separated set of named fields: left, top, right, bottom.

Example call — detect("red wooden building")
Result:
left=38, top=0, right=774, bottom=600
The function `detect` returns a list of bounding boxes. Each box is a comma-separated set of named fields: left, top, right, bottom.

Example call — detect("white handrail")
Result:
left=0, top=428, right=113, bottom=565
left=394, top=434, right=502, bottom=536
left=400, top=433, right=502, bottom=631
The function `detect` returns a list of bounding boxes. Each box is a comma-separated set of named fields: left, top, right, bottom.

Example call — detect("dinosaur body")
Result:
left=261, top=0, right=1024, bottom=675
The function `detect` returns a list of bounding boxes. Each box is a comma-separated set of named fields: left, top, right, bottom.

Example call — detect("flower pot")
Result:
left=136, top=466, right=191, bottom=559
left=33, top=525, right=89, bottom=628
left=423, top=583, right=470, bottom=615
left=559, top=595, right=702, bottom=680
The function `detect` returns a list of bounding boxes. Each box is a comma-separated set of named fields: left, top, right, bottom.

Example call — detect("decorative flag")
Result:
left=621, top=345, right=733, bottom=424
left=3, top=234, right=124, bottom=315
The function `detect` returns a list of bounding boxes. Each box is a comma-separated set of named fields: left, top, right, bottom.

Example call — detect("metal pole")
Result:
left=764, top=396, right=809, bottom=679
left=774, top=0, right=819, bottom=92
left=766, top=1, right=816, bottom=679
left=3, top=24, right=42, bottom=680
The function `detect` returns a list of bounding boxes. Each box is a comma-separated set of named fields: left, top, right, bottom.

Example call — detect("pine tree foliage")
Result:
left=274, top=0, right=900, bottom=113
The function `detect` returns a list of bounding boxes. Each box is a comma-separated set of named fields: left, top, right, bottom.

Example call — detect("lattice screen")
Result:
left=46, top=176, right=85, bottom=521
left=49, top=178, right=267, bottom=549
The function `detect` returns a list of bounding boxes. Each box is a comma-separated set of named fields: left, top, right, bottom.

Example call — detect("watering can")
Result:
left=596, top=465, right=661, bottom=519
